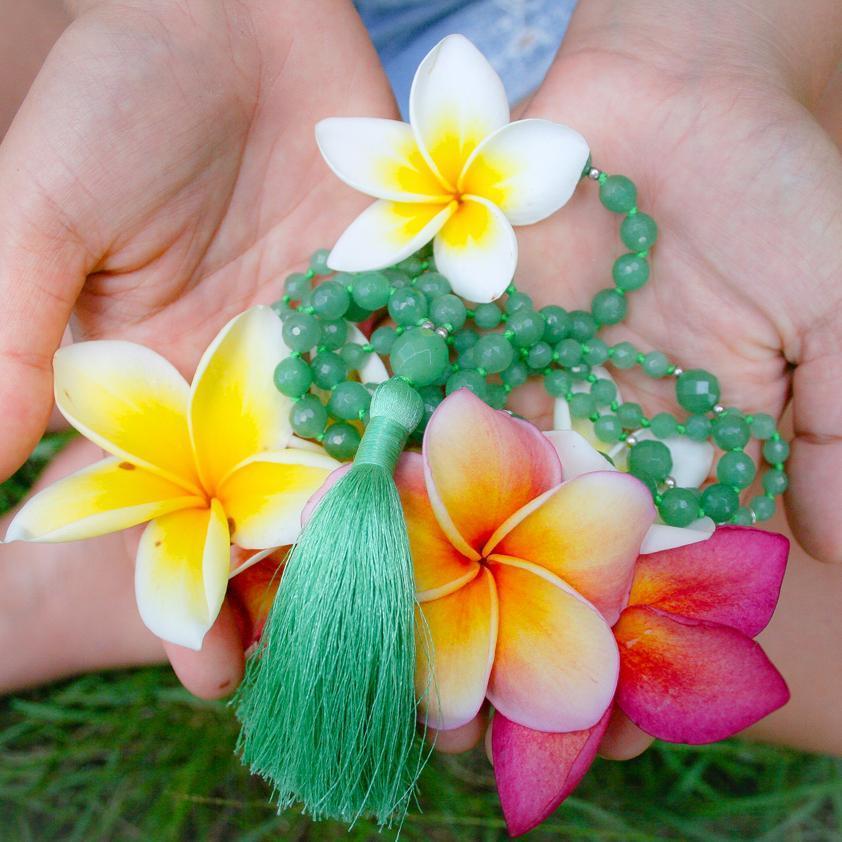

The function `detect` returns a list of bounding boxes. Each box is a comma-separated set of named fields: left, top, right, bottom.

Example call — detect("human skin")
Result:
left=0, top=0, right=840, bottom=757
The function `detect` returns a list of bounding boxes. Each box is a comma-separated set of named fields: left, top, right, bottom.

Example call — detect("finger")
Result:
left=426, top=709, right=488, bottom=755
left=597, top=707, right=654, bottom=760
left=163, top=600, right=246, bottom=700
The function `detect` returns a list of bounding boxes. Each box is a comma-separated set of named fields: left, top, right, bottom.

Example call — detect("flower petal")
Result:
left=490, top=472, right=655, bottom=624
left=492, top=707, right=612, bottom=837
left=217, top=449, right=338, bottom=550
left=423, top=389, right=560, bottom=557
left=395, top=453, right=480, bottom=601
left=409, top=34, right=509, bottom=190
left=228, top=548, right=287, bottom=649
left=639, top=517, right=715, bottom=554
left=347, top=324, right=389, bottom=385
left=629, top=525, right=788, bottom=636
left=54, top=341, right=200, bottom=493
left=615, top=605, right=789, bottom=743
left=189, top=307, right=292, bottom=493
left=544, top=430, right=615, bottom=480
left=460, top=119, right=589, bottom=225
left=327, top=199, right=454, bottom=272
left=416, top=567, right=497, bottom=730
left=4, top=457, right=203, bottom=543
left=487, top=556, right=619, bottom=732
left=434, top=197, right=517, bottom=303
left=315, top=117, right=450, bottom=202
left=135, top=500, right=230, bottom=650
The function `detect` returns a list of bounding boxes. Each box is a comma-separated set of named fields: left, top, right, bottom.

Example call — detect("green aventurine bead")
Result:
left=612, top=254, right=650, bottom=291
left=762, top=469, right=789, bottom=496
left=322, top=422, right=361, bottom=460
left=486, top=383, right=508, bottom=410
left=351, top=271, right=390, bottom=310
left=684, top=414, right=712, bottom=441
left=594, top=414, right=623, bottom=443
left=390, top=328, right=449, bottom=387
left=384, top=268, right=411, bottom=289
left=620, top=212, right=658, bottom=251
left=569, top=311, right=597, bottom=342
left=750, top=413, right=776, bottom=440
left=416, top=271, right=451, bottom=299
left=712, top=414, right=750, bottom=450
left=628, top=439, right=673, bottom=481
left=309, top=248, right=331, bottom=276
left=505, top=291, right=533, bottom=314
left=340, top=343, right=367, bottom=371
left=290, top=395, right=327, bottom=438
left=751, top=494, right=776, bottom=522
left=388, top=287, right=428, bottom=326
left=312, top=280, right=350, bottom=319
left=446, top=369, right=487, bottom=400
left=527, top=341, right=553, bottom=370
left=555, top=338, right=582, bottom=367
left=474, top=303, right=502, bottom=329
left=371, top=325, right=397, bottom=355
left=617, top=402, right=644, bottom=428
left=583, top=338, right=609, bottom=366
left=591, top=378, right=617, bottom=405
left=650, top=412, right=678, bottom=439
left=322, top=319, right=348, bottom=351
left=544, top=369, right=572, bottom=397
left=676, top=369, right=721, bottom=413
left=328, top=381, right=371, bottom=421
left=701, top=483, right=740, bottom=523
left=397, top=256, right=424, bottom=277
left=284, top=271, right=311, bottom=300
left=311, top=351, right=347, bottom=390
left=732, top=506, right=754, bottom=526
left=430, top=294, right=467, bottom=330
left=273, top=356, right=312, bottom=397
left=501, top=360, right=529, bottom=388
left=540, top=305, right=570, bottom=343
left=474, top=333, right=514, bottom=374
left=599, top=174, right=637, bottom=213
left=763, top=437, right=790, bottom=463
left=508, top=309, right=545, bottom=347
left=452, top=328, right=478, bottom=354
left=642, top=351, right=670, bottom=378
left=570, top=363, right=591, bottom=381
left=417, top=384, right=443, bottom=427
left=611, top=341, right=637, bottom=369
left=343, top=300, right=372, bottom=323
left=282, top=312, right=321, bottom=352
left=717, top=450, right=756, bottom=489
left=569, top=392, right=595, bottom=419
left=659, top=487, right=699, bottom=527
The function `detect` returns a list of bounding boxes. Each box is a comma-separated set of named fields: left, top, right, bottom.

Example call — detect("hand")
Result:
left=0, top=0, right=397, bottom=696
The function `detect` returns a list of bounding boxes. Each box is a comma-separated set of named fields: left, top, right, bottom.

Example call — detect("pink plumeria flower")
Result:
left=315, top=34, right=590, bottom=302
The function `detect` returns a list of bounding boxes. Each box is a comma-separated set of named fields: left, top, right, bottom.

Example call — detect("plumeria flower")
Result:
left=316, top=34, right=589, bottom=303
left=492, top=526, right=789, bottom=836
left=4, top=307, right=337, bottom=649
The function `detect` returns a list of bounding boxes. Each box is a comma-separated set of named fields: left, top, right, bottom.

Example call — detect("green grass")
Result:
left=1, top=439, right=841, bottom=841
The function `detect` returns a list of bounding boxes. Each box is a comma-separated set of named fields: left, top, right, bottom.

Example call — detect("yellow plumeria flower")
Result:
left=316, top=34, right=590, bottom=303
left=5, top=307, right=337, bottom=649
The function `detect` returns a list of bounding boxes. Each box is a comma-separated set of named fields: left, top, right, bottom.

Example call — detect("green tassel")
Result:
left=235, top=377, right=425, bottom=827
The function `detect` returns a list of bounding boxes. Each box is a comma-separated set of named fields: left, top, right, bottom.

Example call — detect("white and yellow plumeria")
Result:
left=5, top=307, right=337, bottom=650
left=316, top=34, right=589, bottom=303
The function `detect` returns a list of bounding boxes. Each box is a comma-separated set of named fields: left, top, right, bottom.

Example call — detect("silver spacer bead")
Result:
left=625, top=434, right=638, bottom=448
left=663, top=476, right=677, bottom=489
left=587, top=167, right=602, bottom=181
left=713, top=404, right=726, bottom=414
left=672, top=366, right=684, bottom=378
left=434, top=326, right=450, bottom=339
left=750, top=508, right=758, bottom=524
left=419, top=319, right=435, bottom=331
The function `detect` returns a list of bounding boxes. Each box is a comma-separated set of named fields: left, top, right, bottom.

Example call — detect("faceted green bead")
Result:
left=527, top=341, right=553, bottom=370
left=628, top=439, right=673, bottom=481
left=371, top=325, right=397, bottom=355
left=583, top=338, right=609, bottom=366
left=762, top=468, right=788, bottom=496
left=273, top=356, right=312, bottom=398
left=569, top=363, right=592, bottom=381
left=750, top=494, right=776, bottom=522
left=343, top=300, right=372, bottom=322
left=620, top=212, right=658, bottom=251
left=452, top=328, right=479, bottom=353
left=322, top=422, right=361, bottom=460
left=474, top=303, right=503, bottom=329
left=540, top=305, right=570, bottom=343
left=312, top=280, right=350, bottom=320
left=390, top=327, right=450, bottom=387
left=750, top=413, right=776, bottom=440
left=501, top=360, right=529, bottom=388
left=508, top=308, right=545, bottom=348
left=505, top=291, right=533, bottom=314
left=617, top=402, right=644, bottom=429
left=290, top=395, right=327, bottom=439
left=328, top=381, right=371, bottom=421
left=486, top=383, right=509, bottom=410
left=555, top=338, right=582, bottom=367
left=732, top=506, right=754, bottom=526
left=701, top=483, right=740, bottom=523
left=351, top=271, right=391, bottom=310
left=659, top=487, right=699, bottom=527
left=282, top=312, right=321, bottom=352
left=284, top=271, right=311, bottom=300
left=599, top=174, right=637, bottom=213
left=642, top=351, right=670, bottom=378
left=474, top=333, right=514, bottom=374
left=676, top=369, right=720, bottom=413
left=311, top=351, right=347, bottom=390
left=610, top=341, right=638, bottom=370
left=717, top=450, right=756, bottom=489
left=415, top=271, right=451, bottom=299
left=417, top=383, right=444, bottom=426
left=569, top=392, right=596, bottom=419
left=458, top=346, right=478, bottom=370
left=612, top=254, right=650, bottom=291
left=592, top=288, right=627, bottom=326
left=712, top=414, right=750, bottom=450
left=430, top=294, right=467, bottom=330
left=272, top=299, right=294, bottom=319
left=319, top=318, right=347, bottom=350
left=594, top=414, right=623, bottom=443
left=684, top=413, right=712, bottom=442
left=569, top=310, right=597, bottom=342
left=445, top=369, right=487, bottom=401
left=309, top=248, right=332, bottom=276
left=340, top=342, right=367, bottom=371
left=591, top=378, right=617, bottom=406
left=762, top=437, right=790, bottom=464
left=384, top=268, right=412, bottom=289
left=650, top=412, right=679, bottom=439
left=397, top=256, right=424, bottom=277
left=544, top=369, right=572, bottom=397
left=388, top=287, right=428, bottom=326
